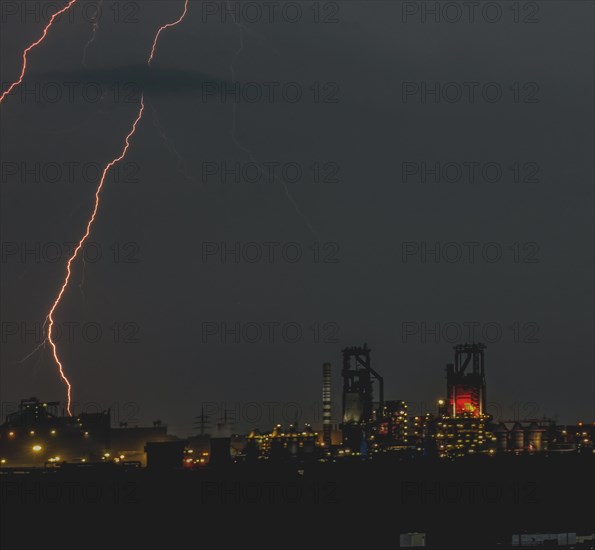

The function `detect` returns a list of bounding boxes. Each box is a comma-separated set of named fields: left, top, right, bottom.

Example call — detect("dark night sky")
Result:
left=1, top=0, right=593, bottom=435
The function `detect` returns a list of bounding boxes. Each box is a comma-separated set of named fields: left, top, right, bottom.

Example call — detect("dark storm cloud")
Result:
left=30, top=65, right=229, bottom=95
left=1, top=1, right=593, bottom=435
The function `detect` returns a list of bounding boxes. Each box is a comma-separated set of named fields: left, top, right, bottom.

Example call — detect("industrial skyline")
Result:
left=1, top=2, right=593, bottom=548
left=2, top=342, right=592, bottom=470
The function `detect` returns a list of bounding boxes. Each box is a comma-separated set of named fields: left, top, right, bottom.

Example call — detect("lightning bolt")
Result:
left=0, top=0, right=79, bottom=104
left=39, top=1, right=191, bottom=415
left=148, top=0, right=189, bottom=67
left=47, top=99, right=145, bottom=416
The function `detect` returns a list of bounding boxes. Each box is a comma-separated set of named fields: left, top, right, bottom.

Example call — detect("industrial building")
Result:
left=0, top=397, right=109, bottom=467
left=493, top=420, right=553, bottom=452
left=0, top=397, right=175, bottom=467
left=427, top=343, right=496, bottom=457
left=446, top=343, right=487, bottom=417
left=329, top=343, right=495, bottom=458
left=373, top=400, right=410, bottom=449
left=245, top=423, right=318, bottom=461
left=327, top=342, right=589, bottom=459
left=340, top=343, right=384, bottom=453
left=431, top=414, right=496, bottom=457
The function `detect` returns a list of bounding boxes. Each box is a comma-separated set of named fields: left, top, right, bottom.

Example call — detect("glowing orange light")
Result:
left=0, top=0, right=79, bottom=104
left=148, top=0, right=189, bottom=66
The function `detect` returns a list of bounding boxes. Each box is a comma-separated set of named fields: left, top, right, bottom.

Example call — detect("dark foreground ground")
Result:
left=1, top=453, right=594, bottom=550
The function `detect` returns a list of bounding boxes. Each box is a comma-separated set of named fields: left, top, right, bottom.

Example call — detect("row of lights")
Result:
left=101, top=453, right=126, bottom=461
left=7, top=430, right=58, bottom=437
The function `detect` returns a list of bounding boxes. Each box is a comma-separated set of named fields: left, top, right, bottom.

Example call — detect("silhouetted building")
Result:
left=341, top=344, right=383, bottom=452
left=246, top=423, right=318, bottom=461
left=0, top=397, right=175, bottom=467
left=145, top=440, right=187, bottom=469
left=432, top=414, right=496, bottom=457
left=0, top=397, right=109, bottom=466
left=373, top=400, right=409, bottom=449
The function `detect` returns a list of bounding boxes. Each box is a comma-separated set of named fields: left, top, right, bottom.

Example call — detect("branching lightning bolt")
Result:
left=0, top=0, right=79, bottom=104
left=14, top=336, right=47, bottom=366
left=3, top=1, right=191, bottom=414
left=13, top=316, right=48, bottom=367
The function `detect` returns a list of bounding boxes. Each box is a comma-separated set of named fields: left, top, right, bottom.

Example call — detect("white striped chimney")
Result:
left=322, top=362, right=332, bottom=447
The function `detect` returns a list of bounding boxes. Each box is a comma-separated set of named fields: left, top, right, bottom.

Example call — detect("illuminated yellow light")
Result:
left=32, top=445, right=42, bottom=452
left=29, top=431, right=35, bottom=436
left=1, top=459, right=6, bottom=464
left=119, top=454, right=125, bottom=459
left=50, top=430, right=56, bottom=435
left=103, top=453, right=110, bottom=458
left=8, top=431, right=15, bottom=437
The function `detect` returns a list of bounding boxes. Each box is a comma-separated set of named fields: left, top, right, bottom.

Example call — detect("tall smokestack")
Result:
left=322, top=362, right=332, bottom=447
